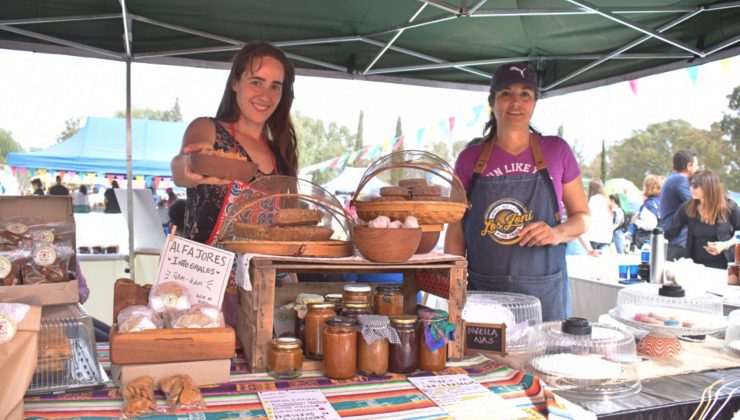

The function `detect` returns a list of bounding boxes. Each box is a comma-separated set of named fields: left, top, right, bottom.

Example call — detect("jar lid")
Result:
left=344, top=283, right=371, bottom=293
left=343, top=302, right=371, bottom=309
left=271, top=337, right=302, bottom=349
left=307, top=302, right=335, bottom=309
left=326, top=316, right=357, bottom=327
left=390, top=315, right=417, bottom=324
left=324, top=293, right=343, bottom=301
left=296, top=293, right=324, bottom=305
left=377, top=285, right=402, bottom=293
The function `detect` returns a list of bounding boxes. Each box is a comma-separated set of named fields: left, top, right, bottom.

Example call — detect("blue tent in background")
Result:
left=7, top=117, right=186, bottom=176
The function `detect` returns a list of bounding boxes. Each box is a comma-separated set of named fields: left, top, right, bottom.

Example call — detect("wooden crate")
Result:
left=235, top=254, right=467, bottom=372
left=110, top=325, right=236, bottom=365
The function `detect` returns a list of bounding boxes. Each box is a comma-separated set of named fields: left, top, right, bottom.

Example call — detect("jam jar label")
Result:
left=0, top=314, right=17, bottom=344
left=33, top=245, right=57, bottom=266
left=31, top=229, right=55, bottom=243
left=0, top=256, right=11, bottom=278
left=7, top=223, right=28, bottom=235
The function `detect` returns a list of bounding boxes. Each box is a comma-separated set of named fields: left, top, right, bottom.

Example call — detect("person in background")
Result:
left=170, top=42, right=299, bottom=326
left=168, top=199, right=187, bottom=235
left=444, top=62, right=589, bottom=321
left=585, top=179, right=613, bottom=251
left=73, top=184, right=91, bottom=213
left=163, top=187, right=178, bottom=207
left=104, top=180, right=121, bottom=213
left=660, top=149, right=698, bottom=260
left=31, top=178, right=44, bottom=195
left=610, top=194, right=626, bottom=254
left=666, top=169, right=740, bottom=269
left=48, top=175, right=70, bottom=195
left=632, top=175, right=663, bottom=249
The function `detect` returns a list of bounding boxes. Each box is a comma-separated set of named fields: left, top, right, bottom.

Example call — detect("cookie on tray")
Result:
left=235, top=223, right=334, bottom=241
left=399, top=178, right=427, bottom=188
left=379, top=186, right=410, bottom=197
left=411, top=185, right=442, bottom=197
left=275, top=208, right=324, bottom=226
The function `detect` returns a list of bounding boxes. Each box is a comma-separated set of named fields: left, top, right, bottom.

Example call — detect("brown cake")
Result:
left=411, top=185, right=442, bottom=197
left=275, top=208, right=324, bottom=226
left=379, top=186, right=410, bottom=197
left=399, top=178, right=427, bottom=188
left=37, top=329, right=72, bottom=372
left=235, top=223, right=334, bottom=241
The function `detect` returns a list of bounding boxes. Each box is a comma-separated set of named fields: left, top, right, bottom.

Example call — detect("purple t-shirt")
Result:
left=454, top=135, right=580, bottom=209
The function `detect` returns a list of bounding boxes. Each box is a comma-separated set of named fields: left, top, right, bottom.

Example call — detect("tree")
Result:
left=56, top=117, right=82, bottom=143
left=0, top=128, right=23, bottom=163
left=294, top=112, right=354, bottom=185
left=720, top=86, right=740, bottom=190
left=114, top=98, right=183, bottom=122
left=389, top=116, right=404, bottom=185
left=600, top=139, right=607, bottom=181
left=355, top=110, right=364, bottom=151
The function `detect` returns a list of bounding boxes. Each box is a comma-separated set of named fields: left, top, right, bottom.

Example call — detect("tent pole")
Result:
left=125, top=58, right=135, bottom=281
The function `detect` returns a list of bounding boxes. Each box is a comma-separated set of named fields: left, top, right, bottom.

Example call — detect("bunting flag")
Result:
left=357, top=145, right=372, bottom=161
left=416, top=128, right=425, bottom=147
left=467, top=104, right=485, bottom=126
left=721, top=58, right=731, bottom=77
left=336, top=154, right=350, bottom=169
left=686, top=66, right=699, bottom=84
left=393, top=135, right=404, bottom=151
left=327, top=156, right=341, bottom=169
left=628, top=80, right=638, bottom=96
left=347, top=149, right=362, bottom=164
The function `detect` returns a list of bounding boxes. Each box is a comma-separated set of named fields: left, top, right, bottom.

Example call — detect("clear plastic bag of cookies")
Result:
left=0, top=248, right=30, bottom=286
left=168, top=304, right=224, bottom=329
left=121, top=375, right=158, bottom=418
left=26, top=220, right=76, bottom=248
left=148, top=281, right=192, bottom=313
left=160, top=374, right=205, bottom=410
left=21, top=241, right=74, bottom=284
left=0, top=217, right=43, bottom=249
left=117, top=305, right=163, bottom=333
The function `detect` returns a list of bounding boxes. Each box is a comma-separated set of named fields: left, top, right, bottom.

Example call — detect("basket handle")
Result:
left=351, top=161, right=465, bottom=203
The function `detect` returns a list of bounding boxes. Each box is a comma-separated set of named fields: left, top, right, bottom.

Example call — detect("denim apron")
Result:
left=463, top=135, right=568, bottom=321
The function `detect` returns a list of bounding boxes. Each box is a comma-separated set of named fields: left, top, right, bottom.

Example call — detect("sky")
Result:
left=0, top=49, right=738, bottom=163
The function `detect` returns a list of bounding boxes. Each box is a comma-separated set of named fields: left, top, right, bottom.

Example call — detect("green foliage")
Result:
left=114, top=98, right=183, bottom=122
left=294, top=112, right=355, bottom=185
left=390, top=116, right=404, bottom=186
left=720, top=86, right=740, bottom=189
left=355, top=110, right=364, bottom=151
left=0, top=128, right=23, bottom=163
left=56, top=117, right=82, bottom=143
left=600, top=139, right=607, bottom=181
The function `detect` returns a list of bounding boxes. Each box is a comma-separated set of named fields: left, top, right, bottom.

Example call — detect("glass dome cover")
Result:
left=609, top=283, right=727, bottom=336
left=351, top=150, right=468, bottom=225
left=217, top=175, right=353, bottom=257
left=463, top=291, right=542, bottom=353
left=524, top=318, right=641, bottom=399
left=723, top=309, right=740, bottom=357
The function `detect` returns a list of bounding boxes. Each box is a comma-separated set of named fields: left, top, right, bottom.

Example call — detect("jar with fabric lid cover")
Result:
left=356, top=315, right=400, bottom=376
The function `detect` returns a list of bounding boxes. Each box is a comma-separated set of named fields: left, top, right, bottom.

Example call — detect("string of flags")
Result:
left=626, top=57, right=732, bottom=96
left=9, top=166, right=173, bottom=189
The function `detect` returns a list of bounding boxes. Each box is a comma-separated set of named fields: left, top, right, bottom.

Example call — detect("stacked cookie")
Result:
left=373, top=178, right=447, bottom=202
left=235, top=208, right=334, bottom=242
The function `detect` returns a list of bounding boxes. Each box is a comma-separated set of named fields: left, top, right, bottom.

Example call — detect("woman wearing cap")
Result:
left=445, top=63, right=589, bottom=321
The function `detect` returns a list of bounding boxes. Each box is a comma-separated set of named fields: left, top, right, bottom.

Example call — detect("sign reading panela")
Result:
left=464, top=321, right=507, bottom=355
left=155, top=235, right=234, bottom=309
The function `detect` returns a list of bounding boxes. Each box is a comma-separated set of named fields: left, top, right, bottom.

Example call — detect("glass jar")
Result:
left=304, top=302, right=336, bottom=360
left=418, top=323, right=447, bottom=371
left=325, top=293, right=344, bottom=314
left=323, top=316, right=358, bottom=379
left=728, top=263, right=739, bottom=286
left=389, top=315, right=418, bottom=374
left=342, top=302, right=371, bottom=320
left=268, top=337, right=303, bottom=379
left=343, top=283, right=372, bottom=305
left=356, top=315, right=394, bottom=376
left=417, top=309, right=453, bottom=372
left=374, top=285, right=403, bottom=316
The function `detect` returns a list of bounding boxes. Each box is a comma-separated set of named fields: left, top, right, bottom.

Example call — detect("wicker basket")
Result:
left=354, top=200, right=467, bottom=225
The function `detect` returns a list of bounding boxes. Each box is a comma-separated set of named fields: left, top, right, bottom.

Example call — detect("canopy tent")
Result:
left=1, top=1, right=738, bottom=97
left=7, top=117, right=186, bottom=176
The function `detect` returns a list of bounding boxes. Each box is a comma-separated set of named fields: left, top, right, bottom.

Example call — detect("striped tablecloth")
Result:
left=24, top=344, right=580, bottom=419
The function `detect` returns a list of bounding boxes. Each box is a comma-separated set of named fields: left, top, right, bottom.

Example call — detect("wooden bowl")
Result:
left=190, top=153, right=258, bottom=180
left=353, top=225, right=421, bottom=263
left=416, top=230, right=440, bottom=254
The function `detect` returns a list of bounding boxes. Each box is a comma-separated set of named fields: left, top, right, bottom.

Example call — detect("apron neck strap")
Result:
left=529, top=134, right=548, bottom=171
left=473, top=137, right=494, bottom=175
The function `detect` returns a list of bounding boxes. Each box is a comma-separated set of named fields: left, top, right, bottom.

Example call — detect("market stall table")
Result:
left=22, top=344, right=585, bottom=419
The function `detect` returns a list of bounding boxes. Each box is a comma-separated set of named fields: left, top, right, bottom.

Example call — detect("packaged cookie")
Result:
left=117, top=305, right=163, bottom=333
left=0, top=221, right=30, bottom=248
left=21, top=242, right=73, bottom=284
left=27, top=220, right=75, bottom=246
left=0, top=249, right=29, bottom=286
left=121, top=376, right=157, bottom=418
left=148, top=281, right=192, bottom=313
left=169, top=304, right=224, bottom=329
left=160, top=374, right=205, bottom=409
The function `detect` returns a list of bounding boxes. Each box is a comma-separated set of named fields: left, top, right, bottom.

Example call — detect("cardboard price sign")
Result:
left=464, top=322, right=506, bottom=355
left=155, top=235, right=234, bottom=309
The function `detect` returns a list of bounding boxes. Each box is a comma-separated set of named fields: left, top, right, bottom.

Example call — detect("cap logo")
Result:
left=510, top=66, right=527, bottom=79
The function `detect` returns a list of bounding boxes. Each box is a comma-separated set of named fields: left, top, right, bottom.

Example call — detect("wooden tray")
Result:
left=221, top=239, right=353, bottom=257
left=354, top=200, right=468, bottom=224
left=110, top=325, right=236, bottom=365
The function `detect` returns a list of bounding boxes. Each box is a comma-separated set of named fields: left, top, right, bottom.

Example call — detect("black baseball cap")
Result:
left=490, top=62, right=538, bottom=91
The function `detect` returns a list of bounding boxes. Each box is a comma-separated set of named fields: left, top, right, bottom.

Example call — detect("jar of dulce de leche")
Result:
left=268, top=337, right=303, bottom=379
left=374, top=285, right=403, bottom=316
left=304, top=302, right=336, bottom=360
left=322, top=316, right=358, bottom=379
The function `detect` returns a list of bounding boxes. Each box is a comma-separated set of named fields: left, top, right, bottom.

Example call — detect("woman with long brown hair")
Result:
left=170, top=41, right=298, bottom=325
left=665, top=169, right=740, bottom=269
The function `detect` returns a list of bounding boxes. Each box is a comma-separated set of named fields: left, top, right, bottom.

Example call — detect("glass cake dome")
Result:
left=608, top=283, right=727, bottom=336
left=463, top=291, right=542, bottom=354
left=524, top=317, right=641, bottom=399
left=724, top=309, right=740, bottom=357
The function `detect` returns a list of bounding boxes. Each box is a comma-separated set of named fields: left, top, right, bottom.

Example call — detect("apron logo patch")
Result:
left=481, top=198, right=534, bottom=245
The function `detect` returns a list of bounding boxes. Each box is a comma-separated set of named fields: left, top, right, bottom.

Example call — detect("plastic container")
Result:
left=27, top=304, right=105, bottom=395
left=640, top=242, right=650, bottom=264
left=524, top=318, right=641, bottom=399
left=463, top=291, right=542, bottom=354
left=724, top=309, right=740, bottom=357
left=649, top=228, right=666, bottom=284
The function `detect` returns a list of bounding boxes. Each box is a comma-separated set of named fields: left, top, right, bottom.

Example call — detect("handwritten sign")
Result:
left=464, top=321, right=507, bottom=355
left=155, top=235, right=234, bottom=309
left=408, top=374, right=528, bottom=419
left=258, top=390, right=341, bottom=420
